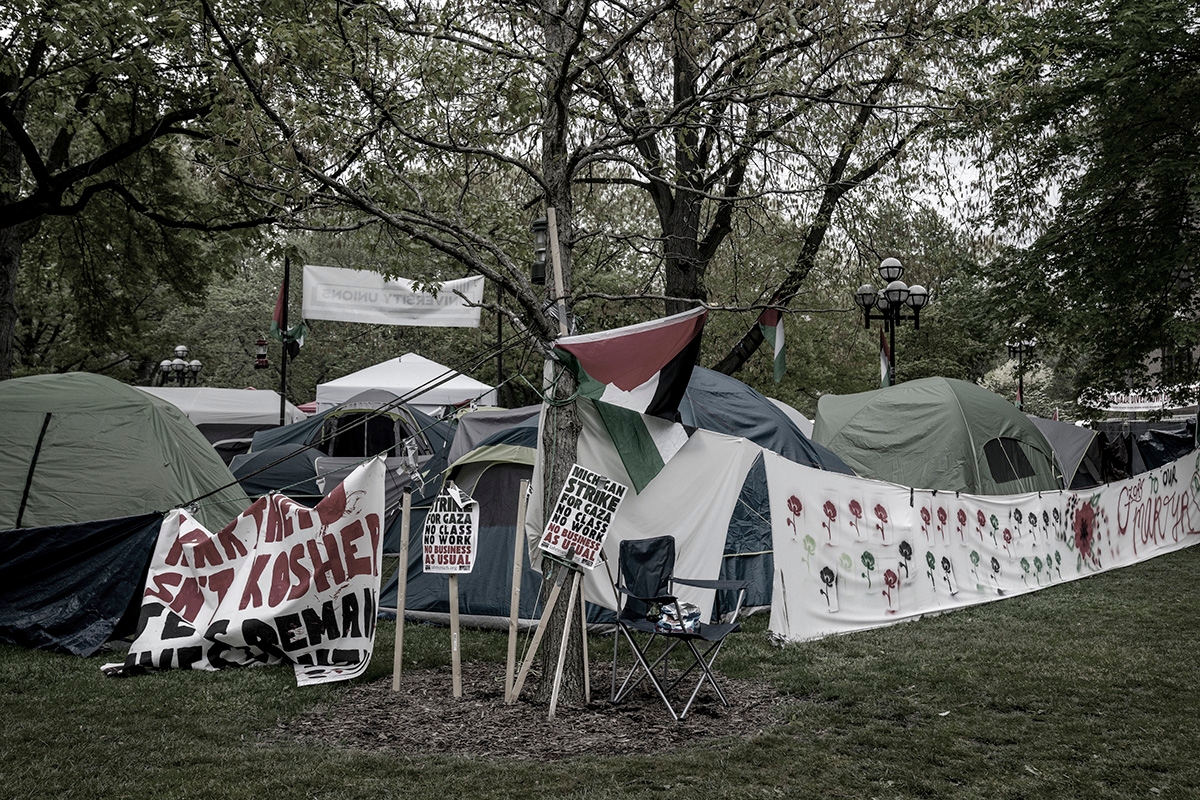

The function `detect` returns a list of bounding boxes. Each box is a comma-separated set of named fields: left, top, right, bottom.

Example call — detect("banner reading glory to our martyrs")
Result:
left=302, top=265, right=484, bottom=328
left=104, top=459, right=386, bottom=686
left=422, top=484, right=480, bottom=574
left=540, top=464, right=628, bottom=570
left=765, top=447, right=1200, bottom=644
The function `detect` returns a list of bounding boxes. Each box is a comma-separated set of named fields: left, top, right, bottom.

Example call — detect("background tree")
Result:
left=0, top=0, right=278, bottom=380
left=961, top=0, right=1200, bottom=400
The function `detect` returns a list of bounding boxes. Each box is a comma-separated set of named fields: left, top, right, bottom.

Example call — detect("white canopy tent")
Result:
left=136, top=386, right=306, bottom=464
left=315, top=352, right=497, bottom=416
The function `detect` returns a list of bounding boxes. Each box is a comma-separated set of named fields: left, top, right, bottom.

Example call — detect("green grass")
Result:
left=4, top=547, right=1200, bottom=799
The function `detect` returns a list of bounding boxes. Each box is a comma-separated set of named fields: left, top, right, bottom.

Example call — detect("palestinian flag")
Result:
left=269, top=282, right=307, bottom=348
left=880, top=329, right=893, bottom=388
left=758, top=306, right=785, bottom=383
left=553, top=306, right=707, bottom=491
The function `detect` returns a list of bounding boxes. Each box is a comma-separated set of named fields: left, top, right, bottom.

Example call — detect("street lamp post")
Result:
left=1008, top=338, right=1035, bottom=410
left=158, top=344, right=202, bottom=386
left=853, top=258, right=929, bottom=384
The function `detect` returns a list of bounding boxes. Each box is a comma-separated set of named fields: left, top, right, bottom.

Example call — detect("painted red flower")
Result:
left=977, top=510, right=986, bottom=527
left=920, top=507, right=931, bottom=525
left=1074, top=502, right=1097, bottom=559
left=823, top=501, right=837, bottom=521
left=958, top=509, right=967, bottom=527
left=884, top=569, right=899, bottom=589
left=874, top=504, right=888, bottom=523
left=849, top=499, right=863, bottom=519
left=788, top=495, right=803, bottom=515
left=1003, top=528, right=1013, bottom=545
left=937, top=507, right=948, bottom=526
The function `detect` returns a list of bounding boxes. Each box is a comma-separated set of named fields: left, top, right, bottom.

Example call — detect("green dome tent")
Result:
left=0, top=373, right=249, bottom=531
left=812, top=377, right=1063, bottom=495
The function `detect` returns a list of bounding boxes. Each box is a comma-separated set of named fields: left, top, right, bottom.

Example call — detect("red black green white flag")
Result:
left=270, top=282, right=307, bottom=347
left=758, top=307, right=786, bottom=383
left=553, top=306, right=707, bottom=491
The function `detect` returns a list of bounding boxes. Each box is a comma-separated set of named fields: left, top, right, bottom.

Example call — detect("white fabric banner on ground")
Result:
left=526, top=399, right=761, bottom=621
left=105, top=459, right=386, bottom=685
left=765, top=447, right=1200, bottom=643
left=302, top=265, right=484, bottom=327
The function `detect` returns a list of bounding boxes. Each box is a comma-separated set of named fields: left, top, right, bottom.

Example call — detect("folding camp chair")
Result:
left=609, top=535, right=748, bottom=720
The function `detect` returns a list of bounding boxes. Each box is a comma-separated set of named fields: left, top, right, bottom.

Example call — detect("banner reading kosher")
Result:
left=421, top=483, right=480, bottom=574
left=540, top=464, right=628, bottom=570
left=302, top=265, right=484, bottom=328
left=103, top=459, right=386, bottom=686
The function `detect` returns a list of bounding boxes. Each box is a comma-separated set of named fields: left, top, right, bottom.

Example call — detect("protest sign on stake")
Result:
left=391, top=487, right=412, bottom=691
left=421, top=482, right=478, bottom=699
left=538, top=464, right=628, bottom=570
left=505, top=479, right=531, bottom=704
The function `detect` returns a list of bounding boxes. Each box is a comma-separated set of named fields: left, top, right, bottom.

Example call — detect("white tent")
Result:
left=137, top=387, right=306, bottom=427
left=136, top=386, right=306, bottom=463
left=315, top=352, right=497, bottom=416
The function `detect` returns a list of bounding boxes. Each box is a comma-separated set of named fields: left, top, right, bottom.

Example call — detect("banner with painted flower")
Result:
left=765, top=447, right=1200, bottom=643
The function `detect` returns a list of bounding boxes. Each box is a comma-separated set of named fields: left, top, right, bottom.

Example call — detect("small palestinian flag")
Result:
left=758, top=306, right=785, bottom=383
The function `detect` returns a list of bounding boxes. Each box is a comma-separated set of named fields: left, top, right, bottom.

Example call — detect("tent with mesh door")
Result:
left=812, top=377, right=1063, bottom=495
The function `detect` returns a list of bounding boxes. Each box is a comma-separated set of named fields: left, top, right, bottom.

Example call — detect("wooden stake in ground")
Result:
left=449, top=572, right=462, bottom=699
left=391, top=488, right=412, bottom=691
left=509, top=548, right=574, bottom=704
left=505, top=479, right=530, bottom=704
left=579, top=572, right=590, bottom=704
left=548, top=569, right=582, bottom=720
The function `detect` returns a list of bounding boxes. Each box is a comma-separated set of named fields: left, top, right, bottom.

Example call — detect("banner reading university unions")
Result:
left=302, top=265, right=485, bottom=327
left=104, top=459, right=386, bottom=686
left=766, top=448, right=1200, bottom=644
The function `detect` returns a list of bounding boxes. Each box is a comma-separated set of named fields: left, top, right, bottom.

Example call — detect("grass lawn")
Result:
left=3, top=546, right=1199, bottom=799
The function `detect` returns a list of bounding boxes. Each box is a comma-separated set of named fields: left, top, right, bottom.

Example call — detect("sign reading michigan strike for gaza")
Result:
left=540, top=464, right=628, bottom=570
left=422, top=483, right=480, bottom=574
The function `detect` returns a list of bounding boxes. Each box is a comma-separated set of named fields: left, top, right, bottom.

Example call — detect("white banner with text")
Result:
left=302, top=265, right=484, bottom=327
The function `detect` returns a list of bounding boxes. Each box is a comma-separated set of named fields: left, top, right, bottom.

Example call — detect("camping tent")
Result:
left=767, top=396, right=814, bottom=437
left=137, top=386, right=306, bottom=464
left=813, top=377, right=1063, bottom=494
left=315, top=353, right=497, bottom=416
left=230, top=389, right=456, bottom=551
left=381, top=369, right=853, bottom=622
left=1028, top=415, right=1104, bottom=489
left=0, top=373, right=249, bottom=532
left=384, top=410, right=543, bottom=627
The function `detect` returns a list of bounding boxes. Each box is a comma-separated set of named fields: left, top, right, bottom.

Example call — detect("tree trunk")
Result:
left=0, top=72, right=27, bottom=381
left=530, top=0, right=586, bottom=708
left=532, top=363, right=584, bottom=706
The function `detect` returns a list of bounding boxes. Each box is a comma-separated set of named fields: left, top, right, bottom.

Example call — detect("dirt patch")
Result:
left=272, top=661, right=789, bottom=760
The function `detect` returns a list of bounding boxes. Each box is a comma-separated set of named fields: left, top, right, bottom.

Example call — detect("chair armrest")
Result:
left=614, top=583, right=678, bottom=606
left=670, top=577, right=749, bottom=593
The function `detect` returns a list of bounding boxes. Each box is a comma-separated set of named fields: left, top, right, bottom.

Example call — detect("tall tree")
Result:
left=0, top=1, right=276, bottom=379
left=962, top=0, right=1200, bottom=399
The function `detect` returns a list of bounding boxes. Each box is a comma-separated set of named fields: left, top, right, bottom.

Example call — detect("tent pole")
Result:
left=279, top=256, right=290, bottom=426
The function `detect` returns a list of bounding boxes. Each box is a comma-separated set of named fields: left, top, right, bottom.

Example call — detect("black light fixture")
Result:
left=158, top=344, right=202, bottom=385
left=530, top=216, right=548, bottom=285
left=853, top=258, right=930, bottom=383
left=254, top=337, right=270, bottom=370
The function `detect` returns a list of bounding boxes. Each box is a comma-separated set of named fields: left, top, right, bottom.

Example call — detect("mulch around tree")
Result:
left=271, top=661, right=791, bottom=760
